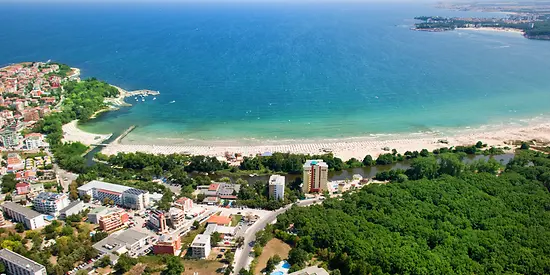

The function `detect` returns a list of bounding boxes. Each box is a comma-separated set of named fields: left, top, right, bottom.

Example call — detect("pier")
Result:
left=125, top=89, right=160, bottom=97
left=90, top=125, right=136, bottom=146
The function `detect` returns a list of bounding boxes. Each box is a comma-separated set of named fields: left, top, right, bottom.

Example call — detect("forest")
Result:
left=274, top=150, right=550, bottom=275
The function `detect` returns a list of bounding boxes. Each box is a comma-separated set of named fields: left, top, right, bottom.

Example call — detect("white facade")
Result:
left=59, top=200, right=84, bottom=219
left=78, top=181, right=149, bottom=209
left=191, top=234, right=211, bottom=259
left=1, top=202, right=46, bottom=230
left=268, top=175, right=285, bottom=200
left=33, top=192, right=70, bottom=217
left=0, top=249, right=47, bottom=275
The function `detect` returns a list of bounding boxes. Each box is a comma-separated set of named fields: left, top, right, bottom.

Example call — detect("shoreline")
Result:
left=458, top=27, right=525, bottom=35
left=90, top=119, right=550, bottom=161
left=62, top=120, right=112, bottom=146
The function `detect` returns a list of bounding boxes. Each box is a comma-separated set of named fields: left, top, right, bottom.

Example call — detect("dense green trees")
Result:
left=114, top=253, right=137, bottom=274
left=275, top=150, right=550, bottom=274
left=161, top=256, right=185, bottom=275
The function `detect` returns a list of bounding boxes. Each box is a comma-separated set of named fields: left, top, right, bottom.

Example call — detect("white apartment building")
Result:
left=1, top=202, right=45, bottom=230
left=268, top=175, right=285, bottom=200
left=0, top=249, right=47, bottom=275
left=190, top=234, right=211, bottom=259
left=32, top=192, right=70, bottom=217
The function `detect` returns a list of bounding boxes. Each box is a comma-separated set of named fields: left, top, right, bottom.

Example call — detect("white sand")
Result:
left=62, top=120, right=112, bottom=145
left=96, top=121, right=550, bottom=160
left=460, top=27, right=524, bottom=35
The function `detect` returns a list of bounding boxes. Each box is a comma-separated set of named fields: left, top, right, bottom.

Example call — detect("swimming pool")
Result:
left=44, top=215, right=55, bottom=221
left=282, top=262, right=291, bottom=269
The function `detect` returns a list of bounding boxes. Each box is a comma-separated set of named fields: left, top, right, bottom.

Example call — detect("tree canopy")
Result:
left=275, top=150, right=550, bottom=275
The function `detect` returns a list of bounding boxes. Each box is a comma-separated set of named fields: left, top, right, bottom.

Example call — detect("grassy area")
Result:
left=181, top=224, right=205, bottom=249
left=138, top=255, right=167, bottom=271
left=183, top=259, right=224, bottom=275
left=231, top=215, right=242, bottom=226
left=254, top=239, right=291, bottom=274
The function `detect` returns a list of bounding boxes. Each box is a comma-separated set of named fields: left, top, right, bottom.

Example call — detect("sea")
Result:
left=2, top=2, right=550, bottom=145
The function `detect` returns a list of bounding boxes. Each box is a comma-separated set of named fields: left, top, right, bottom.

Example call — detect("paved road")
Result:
left=233, top=198, right=320, bottom=273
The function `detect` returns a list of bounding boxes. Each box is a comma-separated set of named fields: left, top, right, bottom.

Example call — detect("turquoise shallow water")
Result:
left=2, top=3, right=550, bottom=144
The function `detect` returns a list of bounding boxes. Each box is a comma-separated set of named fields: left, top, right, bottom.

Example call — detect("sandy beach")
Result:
left=62, top=120, right=112, bottom=145
left=94, top=120, right=550, bottom=161
left=460, top=27, right=525, bottom=35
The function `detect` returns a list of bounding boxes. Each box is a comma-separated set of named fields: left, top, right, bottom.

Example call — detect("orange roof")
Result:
left=206, top=215, right=231, bottom=226
left=24, top=133, right=42, bottom=138
left=208, top=183, right=220, bottom=191
left=7, top=158, right=22, bottom=165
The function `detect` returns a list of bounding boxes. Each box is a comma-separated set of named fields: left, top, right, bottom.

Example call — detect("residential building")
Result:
left=24, top=133, right=46, bottom=150
left=30, top=184, right=44, bottom=195
left=98, top=209, right=129, bottom=231
left=6, top=153, right=24, bottom=172
left=153, top=234, right=182, bottom=256
left=0, top=248, right=47, bottom=275
left=77, top=180, right=131, bottom=205
left=59, top=200, right=84, bottom=220
left=217, top=183, right=240, bottom=200
left=148, top=210, right=167, bottom=232
left=0, top=128, right=19, bottom=148
left=288, top=267, right=329, bottom=275
left=302, top=160, right=329, bottom=193
left=174, top=197, right=193, bottom=211
left=77, top=180, right=149, bottom=209
left=32, top=192, right=70, bottom=217
left=15, top=182, right=31, bottom=195
left=269, top=175, right=285, bottom=200
left=206, top=215, right=232, bottom=226
left=93, top=228, right=153, bottom=264
left=121, top=188, right=150, bottom=210
left=167, top=207, right=186, bottom=229
left=1, top=202, right=45, bottom=230
left=87, top=206, right=108, bottom=224
left=190, top=234, right=211, bottom=259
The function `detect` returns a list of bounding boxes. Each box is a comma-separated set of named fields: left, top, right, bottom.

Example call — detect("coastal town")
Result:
left=0, top=62, right=362, bottom=274
left=413, top=2, right=550, bottom=40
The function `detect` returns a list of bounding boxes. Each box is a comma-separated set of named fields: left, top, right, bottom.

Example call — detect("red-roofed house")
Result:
left=206, top=215, right=231, bottom=226
left=208, top=183, right=220, bottom=192
left=15, top=182, right=31, bottom=195
left=174, top=197, right=193, bottom=212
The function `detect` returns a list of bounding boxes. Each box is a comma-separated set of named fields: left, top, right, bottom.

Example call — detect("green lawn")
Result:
left=231, top=215, right=242, bottom=226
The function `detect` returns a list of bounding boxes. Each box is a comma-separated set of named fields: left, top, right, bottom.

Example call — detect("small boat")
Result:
left=153, top=97, right=156, bottom=100
left=141, top=98, right=145, bottom=102
left=170, top=100, right=176, bottom=104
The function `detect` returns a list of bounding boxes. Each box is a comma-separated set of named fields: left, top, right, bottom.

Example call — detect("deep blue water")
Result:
left=2, top=2, right=550, bottom=144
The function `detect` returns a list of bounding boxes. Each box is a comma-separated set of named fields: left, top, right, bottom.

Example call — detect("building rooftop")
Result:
left=89, top=206, right=108, bottom=214
left=116, top=228, right=149, bottom=245
left=269, top=175, right=285, bottom=186
left=0, top=248, right=45, bottom=273
left=1, top=202, right=42, bottom=219
left=206, top=215, right=232, bottom=226
left=59, top=200, right=83, bottom=214
left=93, top=228, right=150, bottom=255
left=303, top=160, right=328, bottom=168
left=288, top=267, right=329, bottom=275
left=77, top=180, right=131, bottom=194
left=191, top=234, right=210, bottom=246
left=123, top=188, right=147, bottom=195
left=34, top=192, right=66, bottom=202
left=217, top=183, right=241, bottom=196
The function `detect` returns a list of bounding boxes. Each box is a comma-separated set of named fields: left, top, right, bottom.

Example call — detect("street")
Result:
left=232, top=198, right=320, bottom=273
